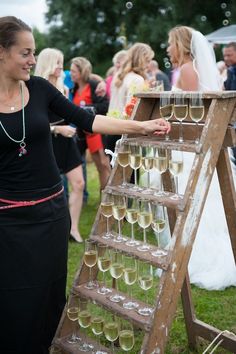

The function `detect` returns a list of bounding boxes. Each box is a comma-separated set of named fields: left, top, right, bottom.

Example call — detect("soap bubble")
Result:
left=126, top=2, right=133, bottom=10
left=222, top=19, right=229, bottom=26
left=225, top=11, right=231, bottom=17
left=201, top=16, right=207, bottom=22
left=221, top=3, right=227, bottom=9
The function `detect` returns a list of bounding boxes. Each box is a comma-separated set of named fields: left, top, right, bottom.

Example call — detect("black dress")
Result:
left=0, top=76, right=95, bottom=354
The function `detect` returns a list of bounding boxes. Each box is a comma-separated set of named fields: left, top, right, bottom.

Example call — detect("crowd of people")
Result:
left=0, top=14, right=235, bottom=354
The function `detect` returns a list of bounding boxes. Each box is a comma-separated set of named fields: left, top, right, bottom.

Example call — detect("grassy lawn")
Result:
left=67, top=162, right=236, bottom=354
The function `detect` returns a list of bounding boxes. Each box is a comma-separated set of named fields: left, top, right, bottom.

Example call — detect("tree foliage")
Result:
left=44, top=0, right=236, bottom=74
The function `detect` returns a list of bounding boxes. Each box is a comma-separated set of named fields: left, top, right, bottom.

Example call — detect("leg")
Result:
left=91, top=149, right=111, bottom=190
left=67, top=165, right=85, bottom=242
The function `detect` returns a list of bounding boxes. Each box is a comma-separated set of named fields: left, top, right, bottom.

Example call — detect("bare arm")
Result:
left=92, top=115, right=171, bottom=136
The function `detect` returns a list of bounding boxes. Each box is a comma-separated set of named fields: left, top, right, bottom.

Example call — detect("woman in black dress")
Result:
left=0, top=16, right=170, bottom=354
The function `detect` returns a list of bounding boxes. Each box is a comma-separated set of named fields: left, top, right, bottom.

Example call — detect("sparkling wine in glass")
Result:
left=189, top=92, right=204, bottom=144
left=84, top=239, right=98, bottom=289
left=137, top=199, right=153, bottom=252
left=169, top=149, right=183, bottom=198
left=78, top=298, right=93, bottom=352
left=112, top=194, right=127, bottom=242
left=138, top=260, right=154, bottom=316
left=117, top=142, right=131, bottom=188
left=119, top=321, right=135, bottom=352
left=129, top=143, right=142, bottom=191
left=125, top=196, right=140, bottom=246
left=109, top=249, right=125, bottom=303
left=66, top=295, right=80, bottom=344
left=91, top=316, right=108, bottom=354
left=100, top=192, right=114, bottom=239
left=104, top=319, right=119, bottom=354
left=151, top=203, right=168, bottom=257
left=141, top=145, right=154, bottom=194
left=123, top=256, right=139, bottom=310
left=153, top=146, right=168, bottom=195
left=174, top=92, right=188, bottom=143
left=97, top=243, right=112, bottom=295
left=160, top=92, right=173, bottom=141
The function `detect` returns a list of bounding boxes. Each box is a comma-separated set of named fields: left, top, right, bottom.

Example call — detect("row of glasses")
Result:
left=160, top=92, right=205, bottom=143
left=116, top=142, right=184, bottom=196
left=67, top=295, right=135, bottom=353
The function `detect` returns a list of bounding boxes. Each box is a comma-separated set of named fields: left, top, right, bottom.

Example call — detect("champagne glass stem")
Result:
left=143, top=227, right=147, bottom=244
left=106, top=217, right=110, bottom=235
left=122, top=167, right=126, bottom=185
left=165, top=120, right=170, bottom=141
left=89, top=267, right=92, bottom=286
left=118, top=219, right=121, bottom=238
left=175, top=176, right=179, bottom=194
left=131, top=223, right=134, bottom=242
left=134, top=169, right=138, bottom=187
left=147, top=171, right=150, bottom=189
left=179, top=121, right=183, bottom=142
left=157, top=232, right=160, bottom=247
left=196, top=122, right=200, bottom=144
left=111, top=341, right=115, bottom=354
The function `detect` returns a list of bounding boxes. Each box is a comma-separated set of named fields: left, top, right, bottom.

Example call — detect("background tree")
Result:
left=45, top=0, right=236, bottom=75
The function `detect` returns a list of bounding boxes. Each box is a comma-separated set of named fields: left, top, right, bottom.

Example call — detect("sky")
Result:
left=0, top=0, right=48, bottom=32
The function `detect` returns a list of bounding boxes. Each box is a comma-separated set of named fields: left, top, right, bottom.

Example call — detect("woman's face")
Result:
left=0, top=30, right=36, bottom=81
left=167, top=36, right=179, bottom=66
left=53, top=58, right=63, bottom=78
left=70, top=63, right=81, bottom=83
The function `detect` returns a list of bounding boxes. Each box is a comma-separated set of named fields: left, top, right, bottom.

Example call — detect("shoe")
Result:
left=70, top=233, right=83, bottom=243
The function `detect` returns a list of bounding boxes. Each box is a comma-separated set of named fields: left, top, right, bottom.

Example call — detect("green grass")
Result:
left=67, top=163, right=236, bottom=354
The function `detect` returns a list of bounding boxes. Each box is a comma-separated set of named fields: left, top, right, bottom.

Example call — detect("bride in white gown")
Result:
left=153, top=26, right=236, bottom=290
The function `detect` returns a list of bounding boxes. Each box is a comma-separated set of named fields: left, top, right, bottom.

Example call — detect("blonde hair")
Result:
left=112, top=50, right=127, bottom=65
left=71, top=57, right=92, bottom=82
left=114, top=43, right=154, bottom=87
left=34, top=48, right=64, bottom=93
left=168, top=26, right=193, bottom=67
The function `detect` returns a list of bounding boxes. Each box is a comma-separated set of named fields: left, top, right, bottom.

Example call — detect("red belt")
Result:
left=0, top=187, right=64, bottom=210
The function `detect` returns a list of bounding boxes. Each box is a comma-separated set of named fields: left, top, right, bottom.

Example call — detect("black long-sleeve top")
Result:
left=0, top=76, right=95, bottom=194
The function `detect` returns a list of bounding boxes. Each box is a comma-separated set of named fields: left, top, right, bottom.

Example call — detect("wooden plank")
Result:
left=73, top=283, right=152, bottom=331
left=90, top=234, right=169, bottom=270
left=142, top=97, right=236, bottom=353
left=217, top=149, right=236, bottom=260
left=193, top=319, right=236, bottom=352
left=135, top=91, right=236, bottom=99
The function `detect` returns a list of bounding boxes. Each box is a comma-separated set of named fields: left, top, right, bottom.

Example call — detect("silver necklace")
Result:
left=0, top=85, right=21, bottom=111
left=0, top=82, right=27, bottom=157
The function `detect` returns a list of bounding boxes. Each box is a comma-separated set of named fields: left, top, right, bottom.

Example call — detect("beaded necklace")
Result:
left=0, top=82, right=27, bottom=157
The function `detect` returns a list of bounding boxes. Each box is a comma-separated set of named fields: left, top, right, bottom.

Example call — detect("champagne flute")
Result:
left=189, top=92, right=205, bottom=144
left=84, top=239, right=98, bottom=290
left=123, top=255, right=139, bottom=310
left=138, top=261, right=154, bottom=316
left=141, top=145, right=154, bottom=194
left=104, top=317, right=119, bottom=354
left=97, top=243, right=112, bottom=295
left=159, top=92, right=173, bottom=141
left=117, top=142, right=131, bottom=188
left=78, top=298, right=93, bottom=352
left=153, top=146, right=168, bottom=195
left=91, top=315, right=107, bottom=354
left=66, top=295, right=80, bottom=344
left=169, top=149, right=183, bottom=198
left=125, top=196, right=140, bottom=246
left=119, top=321, right=135, bottom=352
left=112, top=194, right=127, bottom=243
left=173, top=92, right=188, bottom=143
left=129, top=143, right=142, bottom=191
left=137, top=199, right=153, bottom=252
left=109, top=249, right=125, bottom=303
left=100, top=192, right=114, bottom=239
left=151, top=203, right=168, bottom=257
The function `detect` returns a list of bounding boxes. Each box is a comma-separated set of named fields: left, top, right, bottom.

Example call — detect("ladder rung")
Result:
left=91, top=234, right=169, bottom=270
left=73, top=283, right=152, bottom=332
left=106, top=185, right=185, bottom=210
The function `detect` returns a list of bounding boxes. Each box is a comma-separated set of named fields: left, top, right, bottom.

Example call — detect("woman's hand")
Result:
left=51, top=125, right=77, bottom=138
left=141, top=118, right=171, bottom=136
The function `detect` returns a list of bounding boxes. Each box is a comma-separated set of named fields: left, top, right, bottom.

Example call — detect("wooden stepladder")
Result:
left=53, top=91, right=236, bottom=353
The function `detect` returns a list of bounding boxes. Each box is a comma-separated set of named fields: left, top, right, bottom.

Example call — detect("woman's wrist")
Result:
left=50, top=125, right=58, bottom=136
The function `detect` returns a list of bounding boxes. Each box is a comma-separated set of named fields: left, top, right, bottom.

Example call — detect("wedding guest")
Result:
left=147, top=59, right=171, bottom=90
left=70, top=56, right=111, bottom=191
left=0, top=16, right=170, bottom=353
left=34, top=48, right=84, bottom=242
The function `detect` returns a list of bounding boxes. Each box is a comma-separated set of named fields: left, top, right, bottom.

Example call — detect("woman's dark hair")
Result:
left=0, top=16, right=32, bottom=49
